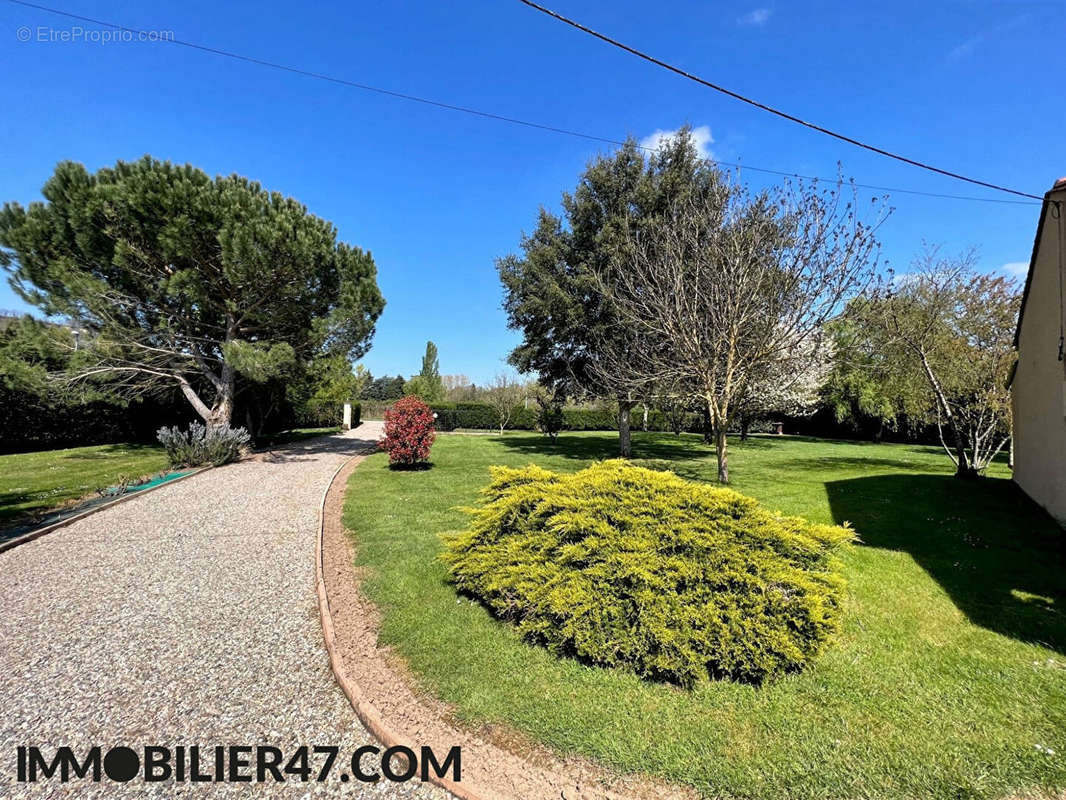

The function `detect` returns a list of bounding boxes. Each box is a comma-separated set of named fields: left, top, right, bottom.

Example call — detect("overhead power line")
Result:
left=516, top=0, right=1043, bottom=201
left=7, top=0, right=1040, bottom=206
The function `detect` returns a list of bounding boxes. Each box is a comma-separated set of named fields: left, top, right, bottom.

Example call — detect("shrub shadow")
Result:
left=825, top=473, right=1066, bottom=653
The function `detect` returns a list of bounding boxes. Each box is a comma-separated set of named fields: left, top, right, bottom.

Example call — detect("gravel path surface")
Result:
left=0, top=422, right=448, bottom=799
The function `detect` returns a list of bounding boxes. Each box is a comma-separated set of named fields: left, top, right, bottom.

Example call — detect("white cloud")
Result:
left=738, top=8, right=771, bottom=27
left=948, top=13, right=1030, bottom=62
left=948, top=34, right=984, bottom=61
left=639, top=125, right=715, bottom=162
left=1001, top=261, right=1029, bottom=278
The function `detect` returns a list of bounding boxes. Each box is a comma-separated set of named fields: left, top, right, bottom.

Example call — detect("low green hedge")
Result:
left=442, top=460, right=854, bottom=686
left=425, top=403, right=703, bottom=433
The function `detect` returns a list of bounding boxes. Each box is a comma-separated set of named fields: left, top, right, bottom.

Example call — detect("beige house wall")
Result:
left=1013, top=188, right=1066, bottom=524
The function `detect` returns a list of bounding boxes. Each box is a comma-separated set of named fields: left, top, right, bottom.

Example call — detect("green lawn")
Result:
left=343, top=431, right=1066, bottom=800
left=0, top=442, right=169, bottom=524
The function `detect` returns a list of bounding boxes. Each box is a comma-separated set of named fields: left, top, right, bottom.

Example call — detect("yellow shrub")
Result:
left=441, top=460, right=853, bottom=686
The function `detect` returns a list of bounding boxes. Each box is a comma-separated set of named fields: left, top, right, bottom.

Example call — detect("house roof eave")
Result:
left=1013, top=183, right=1066, bottom=349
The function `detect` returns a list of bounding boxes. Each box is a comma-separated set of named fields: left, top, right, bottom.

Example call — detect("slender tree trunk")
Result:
left=642, top=402, right=649, bottom=432
left=617, top=400, right=635, bottom=458
left=740, top=416, right=750, bottom=441
left=178, top=378, right=214, bottom=424
left=715, top=426, right=730, bottom=483
left=702, top=405, right=713, bottom=444
left=919, top=353, right=973, bottom=479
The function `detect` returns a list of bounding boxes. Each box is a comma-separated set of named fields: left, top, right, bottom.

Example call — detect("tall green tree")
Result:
left=405, top=340, right=445, bottom=402
left=0, top=157, right=384, bottom=429
left=362, top=374, right=405, bottom=401
left=498, top=128, right=720, bottom=456
left=286, top=358, right=369, bottom=427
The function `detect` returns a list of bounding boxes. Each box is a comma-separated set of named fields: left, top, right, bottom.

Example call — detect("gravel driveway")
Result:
left=0, top=422, right=448, bottom=799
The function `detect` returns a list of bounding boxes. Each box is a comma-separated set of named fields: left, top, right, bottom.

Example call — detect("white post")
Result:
left=342, top=403, right=352, bottom=430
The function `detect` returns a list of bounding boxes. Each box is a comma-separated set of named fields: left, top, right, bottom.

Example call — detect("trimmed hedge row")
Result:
left=432, top=404, right=536, bottom=431
left=365, top=401, right=705, bottom=434
left=0, top=384, right=192, bottom=454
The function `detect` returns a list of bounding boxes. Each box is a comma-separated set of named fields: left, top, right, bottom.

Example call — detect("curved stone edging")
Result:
left=314, top=450, right=478, bottom=800
left=315, top=450, right=696, bottom=800
left=0, top=466, right=208, bottom=555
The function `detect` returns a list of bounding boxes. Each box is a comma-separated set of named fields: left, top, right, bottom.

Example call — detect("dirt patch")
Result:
left=319, top=454, right=696, bottom=800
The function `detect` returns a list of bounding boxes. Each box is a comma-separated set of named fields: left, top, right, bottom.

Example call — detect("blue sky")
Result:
left=1, top=0, right=1058, bottom=384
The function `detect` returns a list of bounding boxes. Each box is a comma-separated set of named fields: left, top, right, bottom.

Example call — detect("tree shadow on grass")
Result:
left=492, top=431, right=772, bottom=463
left=773, top=455, right=932, bottom=473
left=0, top=491, right=43, bottom=522
left=825, top=473, right=1066, bottom=653
left=57, top=443, right=162, bottom=461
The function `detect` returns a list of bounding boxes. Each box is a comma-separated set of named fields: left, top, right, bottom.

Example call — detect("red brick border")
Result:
left=314, top=451, right=481, bottom=800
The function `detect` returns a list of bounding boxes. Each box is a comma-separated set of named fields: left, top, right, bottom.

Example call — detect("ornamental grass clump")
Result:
left=441, top=460, right=854, bottom=686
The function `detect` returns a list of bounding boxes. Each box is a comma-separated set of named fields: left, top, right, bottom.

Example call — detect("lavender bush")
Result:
left=156, top=422, right=251, bottom=467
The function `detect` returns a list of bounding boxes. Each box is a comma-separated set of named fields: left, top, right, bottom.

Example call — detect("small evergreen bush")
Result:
left=379, top=396, right=436, bottom=466
left=442, top=460, right=853, bottom=686
left=156, top=422, right=251, bottom=467
left=534, top=396, right=564, bottom=439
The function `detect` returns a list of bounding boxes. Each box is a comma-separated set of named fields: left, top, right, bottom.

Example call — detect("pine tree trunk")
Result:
left=208, top=362, right=235, bottom=430
left=205, top=318, right=238, bottom=431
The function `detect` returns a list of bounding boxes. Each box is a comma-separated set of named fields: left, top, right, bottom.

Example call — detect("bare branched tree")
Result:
left=604, top=176, right=887, bottom=482
left=485, top=372, right=526, bottom=435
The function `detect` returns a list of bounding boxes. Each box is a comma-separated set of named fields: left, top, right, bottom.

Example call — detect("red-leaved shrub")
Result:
left=380, top=396, right=436, bottom=466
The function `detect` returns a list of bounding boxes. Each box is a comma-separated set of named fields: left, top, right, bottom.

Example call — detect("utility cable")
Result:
left=6, top=0, right=1042, bottom=206
left=517, top=0, right=1043, bottom=201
